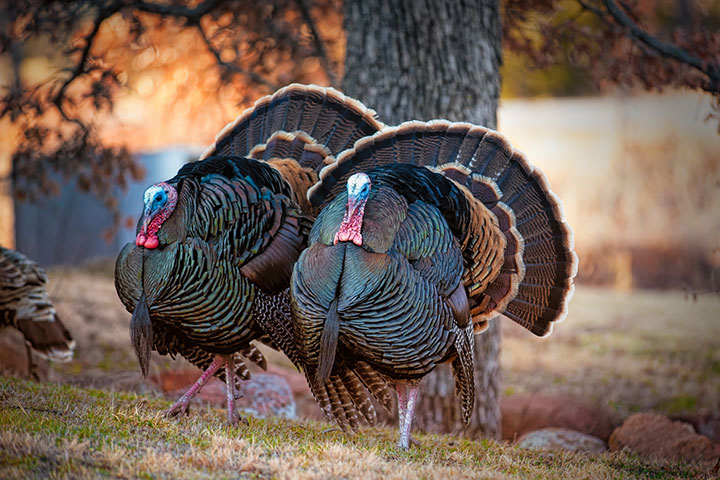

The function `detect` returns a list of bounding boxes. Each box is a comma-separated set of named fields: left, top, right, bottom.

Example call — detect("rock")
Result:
left=516, top=427, right=607, bottom=453
left=265, top=364, right=324, bottom=420
left=671, top=413, right=720, bottom=443
left=609, top=413, right=720, bottom=462
left=501, top=394, right=616, bottom=441
left=0, top=329, right=49, bottom=380
left=151, top=369, right=202, bottom=394
left=235, top=373, right=296, bottom=419
left=265, top=364, right=310, bottom=395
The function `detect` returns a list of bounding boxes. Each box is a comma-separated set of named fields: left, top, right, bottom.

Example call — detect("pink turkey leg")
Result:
left=396, top=382, right=407, bottom=434
left=165, top=355, right=224, bottom=417
left=398, top=384, right=420, bottom=449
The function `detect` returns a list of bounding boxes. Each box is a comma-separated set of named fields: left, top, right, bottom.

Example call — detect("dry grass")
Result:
left=2, top=267, right=718, bottom=478
left=502, top=287, right=720, bottom=418
left=1, top=377, right=716, bottom=479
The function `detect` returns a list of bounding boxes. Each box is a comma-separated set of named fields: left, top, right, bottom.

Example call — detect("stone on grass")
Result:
left=265, top=364, right=324, bottom=420
left=0, top=329, right=48, bottom=380
left=501, top=394, right=616, bottom=441
left=235, top=373, right=296, bottom=419
left=609, top=412, right=720, bottom=462
left=671, top=413, right=720, bottom=443
left=517, top=427, right=607, bottom=453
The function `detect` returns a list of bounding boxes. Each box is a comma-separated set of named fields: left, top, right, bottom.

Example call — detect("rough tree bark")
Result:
left=342, top=0, right=503, bottom=438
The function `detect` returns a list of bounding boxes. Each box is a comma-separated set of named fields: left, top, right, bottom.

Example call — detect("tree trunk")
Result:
left=342, top=0, right=503, bottom=439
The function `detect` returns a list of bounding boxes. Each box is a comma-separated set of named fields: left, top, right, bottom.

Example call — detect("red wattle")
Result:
left=144, top=236, right=159, bottom=249
left=136, top=233, right=147, bottom=246
left=334, top=223, right=363, bottom=246
left=334, top=198, right=366, bottom=246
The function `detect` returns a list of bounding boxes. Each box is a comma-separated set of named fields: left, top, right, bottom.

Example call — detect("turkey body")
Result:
left=115, top=156, right=302, bottom=371
left=0, top=247, right=75, bottom=376
left=114, top=84, right=393, bottom=425
left=292, top=121, right=577, bottom=447
left=293, top=174, right=467, bottom=381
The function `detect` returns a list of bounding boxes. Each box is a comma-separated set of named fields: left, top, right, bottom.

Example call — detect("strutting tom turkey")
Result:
left=0, top=247, right=75, bottom=377
left=114, top=84, right=395, bottom=425
left=291, top=120, right=577, bottom=447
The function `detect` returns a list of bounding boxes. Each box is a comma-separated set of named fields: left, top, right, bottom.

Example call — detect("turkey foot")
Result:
left=396, top=381, right=421, bottom=449
left=164, top=355, right=224, bottom=418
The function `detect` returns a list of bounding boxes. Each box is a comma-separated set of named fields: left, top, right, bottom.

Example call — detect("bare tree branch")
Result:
left=53, top=2, right=122, bottom=134
left=134, top=0, right=223, bottom=22
left=295, top=0, right=338, bottom=86
left=137, top=0, right=280, bottom=90
left=598, top=0, right=720, bottom=93
left=196, top=23, right=278, bottom=90
left=576, top=0, right=605, bottom=18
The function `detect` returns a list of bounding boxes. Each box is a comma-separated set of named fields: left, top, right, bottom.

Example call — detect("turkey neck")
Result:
left=349, top=186, right=407, bottom=253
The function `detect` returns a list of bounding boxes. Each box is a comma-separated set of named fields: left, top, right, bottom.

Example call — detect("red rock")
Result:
left=0, top=329, right=49, bottom=380
left=150, top=369, right=201, bottom=393
left=671, top=413, right=720, bottom=443
left=609, top=413, right=720, bottom=462
left=501, top=394, right=616, bottom=441
left=517, top=427, right=607, bottom=453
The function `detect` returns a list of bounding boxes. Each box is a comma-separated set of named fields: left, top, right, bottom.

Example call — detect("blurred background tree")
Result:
left=1, top=0, right=718, bottom=438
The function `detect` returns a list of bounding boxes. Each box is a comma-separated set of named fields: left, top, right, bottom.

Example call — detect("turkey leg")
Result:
left=164, top=355, right=224, bottom=417
left=396, top=382, right=407, bottom=433
left=396, top=381, right=421, bottom=449
left=224, top=354, right=249, bottom=425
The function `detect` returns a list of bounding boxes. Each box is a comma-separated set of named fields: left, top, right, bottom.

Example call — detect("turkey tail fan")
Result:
left=310, top=120, right=577, bottom=337
left=1, top=247, right=75, bottom=362
left=461, top=129, right=577, bottom=337
left=15, top=314, right=75, bottom=363
left=200, top=84, right=384, bottom=214
left=305, top=365, right=392, bottom=431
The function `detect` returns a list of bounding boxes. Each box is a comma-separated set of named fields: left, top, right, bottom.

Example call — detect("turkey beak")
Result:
left=141, top=206, right=156, bottom=234
left=345, top=197, right=358, bottom=218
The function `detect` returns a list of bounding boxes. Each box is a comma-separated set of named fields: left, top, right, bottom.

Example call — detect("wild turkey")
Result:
left=115, top=84, right=395, bottom=425
left=291, top=120, right=577, bottom=447
left=0, top=247, right=75, bottom=377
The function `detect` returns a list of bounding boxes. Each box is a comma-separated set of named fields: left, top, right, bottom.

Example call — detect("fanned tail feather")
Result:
left=1, top=247, right=75, bottom=362
left=463, top=131, right=577, bottom=336
left=200, top=84, right=384, bottom=215
left=15, top=315, right=75, bottom=363
left=310, top=120, right=576, bottom=337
